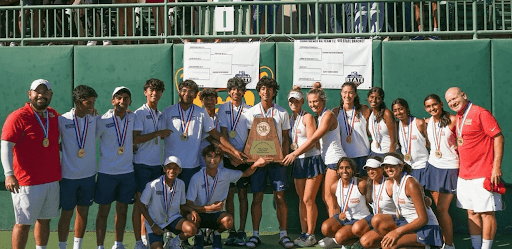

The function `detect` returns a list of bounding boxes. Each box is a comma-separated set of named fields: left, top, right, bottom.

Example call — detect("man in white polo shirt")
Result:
left=161, top=79, right=244, bottom=190
left=132, top=78, right=172, bottom=249
left=57, top=85, right=98, bottom=249
left=95, top=86, right=137, bottom=249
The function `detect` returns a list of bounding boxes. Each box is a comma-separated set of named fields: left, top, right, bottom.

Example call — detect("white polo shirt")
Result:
left=245, top=102, right=291, bottom=145
left=218, top=101, right=251, bottom=151
left=161, top=103, right=215, bottom=169
left=59, top=109, right=98, bottom=180
left=140, top=176, right=186, bottom=231
left=198, top=112, right=224, bottom=168
left=134, top=104, right=163, bottom=166
left=186, top=167, right=243, bottom=213
left=96, top=109, right=137, bottom=175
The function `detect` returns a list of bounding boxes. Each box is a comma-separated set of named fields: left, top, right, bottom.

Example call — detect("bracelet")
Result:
left=150, top=223, right=156, bottom=228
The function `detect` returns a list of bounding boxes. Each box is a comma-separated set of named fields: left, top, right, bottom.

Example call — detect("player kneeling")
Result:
left=138, top=156, right=198, bottom=249
left=186, top=144, right=271, bottom=249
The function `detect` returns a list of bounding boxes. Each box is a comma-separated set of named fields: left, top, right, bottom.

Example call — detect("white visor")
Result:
left=382, top=155, right=403, bottom=166
left=288, top=91, right=303, bottom=101
left=363, top=158, right=382, bottom=169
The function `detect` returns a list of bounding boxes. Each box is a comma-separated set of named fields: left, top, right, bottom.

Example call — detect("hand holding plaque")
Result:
left=243, top=117, right=283, bottom=163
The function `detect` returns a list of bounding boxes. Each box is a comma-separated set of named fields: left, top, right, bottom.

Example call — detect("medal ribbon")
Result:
left=112, top=114, right=128, bottom=148
left=395, top=172, right=408, bottom=217
left=371, top=113, right=381, bottom=144
left=146, top=104, right=159, bottom=132
left=292, top=110, right=304, bottom=144
left=400, top=117, right=413, bottom=157
left=161, top=176, right=177, bottom=220
left=259, top=103, right=274, bottom=119
left=214, top=113, right=219, bottom=131
left=339, top=177, right=355, bottom=213
left=204, top=169, right=219, bottom=204
left=433, top=119, right=442, bottom=152
left=33, top=109, right=49, bottom=140
left=73, top=110, right=89, bottom=149
left=230, top=102, right=244, bottom=133
left=342, top=106, right=356, bottom=137
left=456, top=102, right=473, bottom=139
left=373, top=176, right=385, bottom=214
left=178, top=104, right=195, bottom=134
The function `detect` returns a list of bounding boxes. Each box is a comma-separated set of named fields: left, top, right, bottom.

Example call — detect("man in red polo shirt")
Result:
left=445, top=87, right=504, bottom=249
left=1, top=79, right=61, bottom=249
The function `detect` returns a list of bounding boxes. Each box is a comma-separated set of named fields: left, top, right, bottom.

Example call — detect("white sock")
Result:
left=252, top=231, right=259, bottom=238
left=73, top=237, right=83, bottom=249
left=214, top=230, right=222, bottom=236
left=35, top=246, right=47, bottom=249
left=141, top=235, right=147, bottom=242
left=481, top=239, right=493, bottom=249
left=97, top=246, right=104, bottom=249
left=59, top=241, right=66, bottom=249
left=434, top=28, right=438, bottom=32
left=279, top=230, right=287, bottom=239
left=471, top=235, right=482, bottom=249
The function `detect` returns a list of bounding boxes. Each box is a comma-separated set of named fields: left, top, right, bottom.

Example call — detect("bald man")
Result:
left=445, top=87, right=504, bottom=249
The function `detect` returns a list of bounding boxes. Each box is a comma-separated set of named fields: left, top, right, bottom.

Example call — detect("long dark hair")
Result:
left=368, top=87, right=386, bottom=122
left=391, top=98, right=412, bottom=118
left=424, top=94, right=451, bottom=128
left=365, top=156, right=384, bottom=204
left=340, top=82, right=362, bottom=116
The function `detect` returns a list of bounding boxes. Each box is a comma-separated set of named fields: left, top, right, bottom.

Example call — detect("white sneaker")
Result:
left=103, top=40, right=112, bottom=46
left=9, top=42, right=17, bottom=46
left=318, top=237, right=337, bottom=248
left=134, top=241, right=146, bottom=249
left=87, top=41, right=97, bottom=46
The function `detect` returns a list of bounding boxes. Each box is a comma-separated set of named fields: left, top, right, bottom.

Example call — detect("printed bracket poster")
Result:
left=293, top=39, right=372, bottom=89
left=184, top=42, right=260, bottom=89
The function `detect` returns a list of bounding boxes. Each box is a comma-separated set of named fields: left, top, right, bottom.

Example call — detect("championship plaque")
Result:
left=243, top=117, right=283, bottom=162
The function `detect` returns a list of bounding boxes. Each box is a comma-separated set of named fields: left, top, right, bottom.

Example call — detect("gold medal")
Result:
left=404, top=153, right=412, bottom=161
left=180, top=133, right=188, bottom=141
left=396, top=210, right=401, bottom=219
left=78, top=149, right=85, bottom=158
left=42, top=138, right=49, bottom=147
left=229, top=130, right=237, bottom=138
left=346, top=135, right=352, bottom=143
left=375, top=141, right=380, bottom=149
left=290, top=142, right=298, bottom=151
left=118, top=146, right=124, bottom=155
left=457, top=137, right=464, bottom=146
left=435, top=150, right=442, bottom=158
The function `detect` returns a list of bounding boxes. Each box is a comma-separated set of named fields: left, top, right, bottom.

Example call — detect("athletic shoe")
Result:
left=234, top=231, right=248, bottom=246
left=112, top=243, right=126, bottom=249
left=441, top=244, right=455, bottom=249
left=294, top=233, right=306, bottom=246
left=103, top=40, right=112, bottom=46
left=409, top=36, right=425, bottom=40
left=297, top=234, right=317, bottom=247
left=134, top=241, right=146, bottom=249
left=428, top=36, right=440, bottom=40
left=193, top=233, right=204, bottom=249
left=87, top=41, right=97, bottom=46
left=212, top=234, right=223, bottom=249
left=318, top=237, right=337, bottom=248
left=204, top=228, right=214, bottom=245
left=224, top=230, right=237, bottom=245
left=9, top=42, right=18, bottom=46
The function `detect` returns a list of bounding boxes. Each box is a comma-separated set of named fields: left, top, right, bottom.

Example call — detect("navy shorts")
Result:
left=292, top=155, right=325, bottom=179
left=199, top=211, right=224, bottom=230
left=424, top=161, right=458, bottom=194
left=94, top=172, right=136, bottom=205
left=134, top=163, right=163, bottom=193
left=325, top=163, right=337, bottom=170
left=250, top=163, right=289, bottom=193
left=147, top=216, right=183, bottom=245
left=369, top=151, right=386, bottom=158
left=394, top=218, right=443, bottom=246
left=352, top=156, right=369, bottom=177
left=410, top=167, right=428, bottom=188
left=60, top=175, right=96, bottom=211
left=332, top=213, right=371, bottom=226
left=223, top=158, right=250, bottom=189
left=178, top=166, right=201, bottom=191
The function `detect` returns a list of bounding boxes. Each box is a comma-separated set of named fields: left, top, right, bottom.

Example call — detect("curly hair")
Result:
left=143, top=78, right=165, bottom=92
left=227, top=77, right=247, bottom=92
left=179, top=79, right=199, bottom=94
left=72, top=85, right=98, bottom=104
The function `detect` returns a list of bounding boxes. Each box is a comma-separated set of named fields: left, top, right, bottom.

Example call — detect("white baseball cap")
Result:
left=30, top=79, right=51, bottom=91
left=381, top=155, right=403, bottom=166
left=112, top=86, right=131, bottom=98
left=287, top=91, right=303, bottom=101
left=363, top=158, right=382, bottom=169
left=164, top=156, right=182, bottom=168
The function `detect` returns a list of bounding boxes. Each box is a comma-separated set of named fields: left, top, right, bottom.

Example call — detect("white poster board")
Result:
left=293, top=39, right=373, bottom=89
left=184, top=42, right=260, bottom=89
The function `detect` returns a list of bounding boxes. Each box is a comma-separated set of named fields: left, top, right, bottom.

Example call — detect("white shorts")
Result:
left=11, top=181, right=60, bottom=224
left=456, top=177, right=503, bottom=213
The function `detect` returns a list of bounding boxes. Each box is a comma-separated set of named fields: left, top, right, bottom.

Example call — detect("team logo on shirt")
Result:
left=49, top=112, right=55, bottom=118
left=146, top=115, right=152, bottom=119
left=411, top=135, right=417, bottom=140
left=350, top=198, right=360, bottom=204
left=106, top=123, right=115, bottom=128
left=256, top=122, right=271, bottom=136
left=465, top=119, right=472, bottom=125
left=225, top=111, right=231, bottom=115
left=156, top=191, right=163, bottom=195
left=65, top=124, right=76, bottom=129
